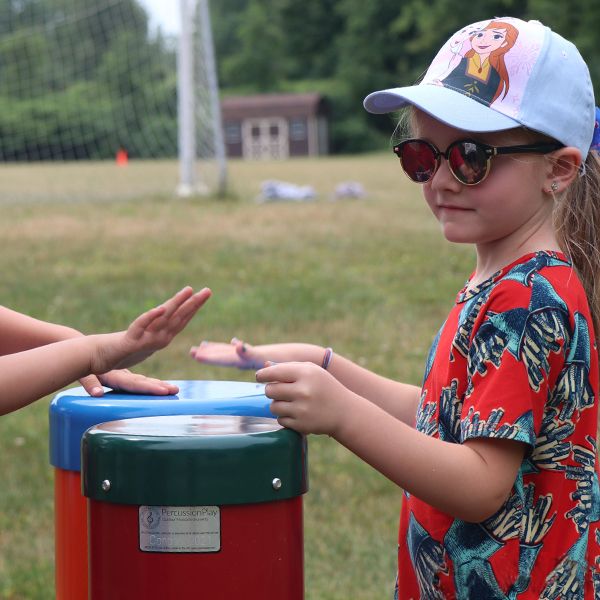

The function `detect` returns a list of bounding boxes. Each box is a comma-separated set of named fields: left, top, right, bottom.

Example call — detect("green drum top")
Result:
left=82, top=415, right=308, bottom=506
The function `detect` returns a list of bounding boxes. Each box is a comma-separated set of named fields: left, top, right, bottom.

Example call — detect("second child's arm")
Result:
left=0, top=287, right=211, bottom=416
left=0, top=304, right=185, bottom=396
left=0, top=306, right=84, bottom=355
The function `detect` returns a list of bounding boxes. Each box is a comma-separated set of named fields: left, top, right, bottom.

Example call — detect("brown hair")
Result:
left=554, top=151, right=600, bottom=336
left=555, top=152, right=600, bottom=435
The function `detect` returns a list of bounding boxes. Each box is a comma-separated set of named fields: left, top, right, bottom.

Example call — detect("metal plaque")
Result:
left=139, top=505, right=220, bottom=553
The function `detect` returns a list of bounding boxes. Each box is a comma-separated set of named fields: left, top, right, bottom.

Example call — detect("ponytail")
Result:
left=554, top=151, right=600, bottom=337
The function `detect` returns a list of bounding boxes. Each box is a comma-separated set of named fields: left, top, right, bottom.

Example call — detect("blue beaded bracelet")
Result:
left=321, top=347, right=333, bottom=370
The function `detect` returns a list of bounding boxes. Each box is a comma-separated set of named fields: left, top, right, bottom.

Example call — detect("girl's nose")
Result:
left=430, top=157, right=462, bottom=192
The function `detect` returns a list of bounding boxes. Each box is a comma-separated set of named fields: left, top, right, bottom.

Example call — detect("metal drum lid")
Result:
left=82, top=414, right=308, bottom=506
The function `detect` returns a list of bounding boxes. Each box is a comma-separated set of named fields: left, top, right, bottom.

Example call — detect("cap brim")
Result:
left=363, top=84, right=521, bottom=133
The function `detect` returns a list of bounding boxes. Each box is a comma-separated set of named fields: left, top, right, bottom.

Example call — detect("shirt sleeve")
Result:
left=460, top=277, right=570, bottom=448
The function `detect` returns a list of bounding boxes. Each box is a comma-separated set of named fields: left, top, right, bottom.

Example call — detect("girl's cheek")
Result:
left=422, top=188, right=437, bottom=214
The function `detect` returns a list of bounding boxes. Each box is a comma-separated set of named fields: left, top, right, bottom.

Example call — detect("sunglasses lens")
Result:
left=398, top=141, right=437, bottom=183
left=448, top=142, right=488, bottom=184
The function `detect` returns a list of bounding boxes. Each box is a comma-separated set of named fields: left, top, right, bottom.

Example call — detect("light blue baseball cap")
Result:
left=364, top=17, right=596, bottom=159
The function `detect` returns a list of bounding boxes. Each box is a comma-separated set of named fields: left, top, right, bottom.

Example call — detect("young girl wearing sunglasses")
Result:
left=191, top=17, right=600, bottom=598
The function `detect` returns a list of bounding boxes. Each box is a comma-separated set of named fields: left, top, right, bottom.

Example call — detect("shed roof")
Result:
left=221, top=93, right=327, bottom=120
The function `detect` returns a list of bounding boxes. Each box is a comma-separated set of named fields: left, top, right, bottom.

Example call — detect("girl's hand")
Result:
left=256, top=361, right=350, bottom=436
left=79, top=369, right=179, bottom=397
left=190, top=338, right=266, bottom=370
left=90, top=286, right=212, bottom=374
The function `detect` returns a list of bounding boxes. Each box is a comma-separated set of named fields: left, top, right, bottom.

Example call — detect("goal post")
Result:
left=178, top=0, right=227, bottom=198
left=0, top=0, right=227, bottom=202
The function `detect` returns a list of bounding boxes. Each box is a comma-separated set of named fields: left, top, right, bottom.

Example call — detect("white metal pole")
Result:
left=177, top=0, right=196, bottom=197
left=198, top=0, right=227, bottom=196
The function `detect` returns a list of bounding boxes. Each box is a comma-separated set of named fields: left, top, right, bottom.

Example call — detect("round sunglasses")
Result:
left=393, top=138, right=563, bottom=186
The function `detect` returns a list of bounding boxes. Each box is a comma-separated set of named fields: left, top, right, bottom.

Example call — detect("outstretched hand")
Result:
left=90, top=286, right=212, bottom=375
left=190, top=338, right=266, bottom=370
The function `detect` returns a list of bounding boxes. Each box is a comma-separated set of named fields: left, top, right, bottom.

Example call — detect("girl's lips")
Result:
left=438, top=204, right=473, bottom=211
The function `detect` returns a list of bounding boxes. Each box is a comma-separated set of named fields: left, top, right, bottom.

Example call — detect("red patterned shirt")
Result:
left=396, top=252, right=600, bottom=599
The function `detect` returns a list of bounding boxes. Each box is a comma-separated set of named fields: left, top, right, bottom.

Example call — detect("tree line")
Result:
left=212, top=0, right=600, bottom=153
left=1, top=0, right=599, bottom=160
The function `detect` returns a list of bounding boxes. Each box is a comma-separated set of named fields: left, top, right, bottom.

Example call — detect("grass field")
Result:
left=0, top=155, right=475, bottom=599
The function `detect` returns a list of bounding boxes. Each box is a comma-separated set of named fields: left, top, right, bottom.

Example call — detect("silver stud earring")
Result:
left=551, top=181, right=559, bottom=192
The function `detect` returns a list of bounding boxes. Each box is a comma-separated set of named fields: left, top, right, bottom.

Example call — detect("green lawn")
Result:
left=0, top=155, right=474, bottom=599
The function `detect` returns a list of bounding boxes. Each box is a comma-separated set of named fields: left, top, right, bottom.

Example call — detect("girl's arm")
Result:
left=0, top=306, right=83, bottom=355
left=327, top=351, right=421, bottom=427
left=257, top=361, right=526, bottom=523
left=331, top=390, right=526, bottom=522
left=0, top=287, right=211, bottom=416
left=191, top=340, right=422, bottom=425
left=0, top=304, right=189, bottom=396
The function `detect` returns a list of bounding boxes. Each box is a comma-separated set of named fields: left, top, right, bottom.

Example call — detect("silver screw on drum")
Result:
left=272, top=478, right=282, bottom=490
left=101, top=479, right=111, bottom=492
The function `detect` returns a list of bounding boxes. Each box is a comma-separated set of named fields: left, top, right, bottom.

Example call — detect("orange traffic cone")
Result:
left=116, top=148, right=129, bottom=166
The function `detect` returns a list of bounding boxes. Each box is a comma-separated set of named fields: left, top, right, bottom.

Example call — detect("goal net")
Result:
left=0, top=0, right=226, bottom=203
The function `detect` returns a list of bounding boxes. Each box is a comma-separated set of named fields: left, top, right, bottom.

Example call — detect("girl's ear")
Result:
left=543, top=147, right=582, bottom=194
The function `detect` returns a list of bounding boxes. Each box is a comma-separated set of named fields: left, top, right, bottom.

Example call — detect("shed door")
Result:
left=242, top=118, right=289, bottom=160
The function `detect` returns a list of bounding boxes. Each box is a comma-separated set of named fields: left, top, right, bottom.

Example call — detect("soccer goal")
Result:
left=0, top=0, right=226, bottom=202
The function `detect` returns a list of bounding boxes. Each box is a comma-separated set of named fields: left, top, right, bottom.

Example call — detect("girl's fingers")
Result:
left=130, top=305, right=167, bottom=333
left=275, top=416, right=297, bottom=430
left=264, top=381, right=298, bottom=402
left=269, top=401, right=300, bottom=431
left=233, top=338, right=246, bottom=355
left=159, top=286, right=195, bottom=320
left=115, top=375, right=177, bottom=395
left=190, top=341, right=232, bottom=363
left=98, top=370, right=180, bottom=395
left=79, top=374, right=105, bottom=397
left=189, top=340, right=263, bottom=370
left=233, top=339, right=266, bottom=369
left=269, top=399, right=292, bottom=417
left=136, top=287, right=210, bottom=337
left=255, top=363, right=297, bottom=384
left=170, top=289, right=212, bottom=330
left=189, top=343, right=209, bottom=360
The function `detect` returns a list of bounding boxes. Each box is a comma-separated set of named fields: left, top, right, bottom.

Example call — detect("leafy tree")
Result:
left=0, top=0, right=178, bottom=160
left=278, top=0, right=344, bottom=80
left=211, top=0, right=250, bottom=83
left=0, top=31, right=51, bottom=99
left=219, top=0, right=288, bottom=90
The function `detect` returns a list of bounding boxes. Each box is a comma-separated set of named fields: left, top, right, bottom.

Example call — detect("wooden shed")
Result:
left=221, top=93, right=329, bottom=160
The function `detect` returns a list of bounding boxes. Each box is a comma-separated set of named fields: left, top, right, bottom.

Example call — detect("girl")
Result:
left=1, top=285, right=211, bottom=416
left=191, top=17, right=600, bottom=598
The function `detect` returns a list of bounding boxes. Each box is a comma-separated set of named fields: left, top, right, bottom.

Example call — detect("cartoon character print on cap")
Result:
left=443, top=21, right=519, bottom=104
left=445, top=23, right=484, bottom=74
left=423, top=18, right=545, bottom=117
